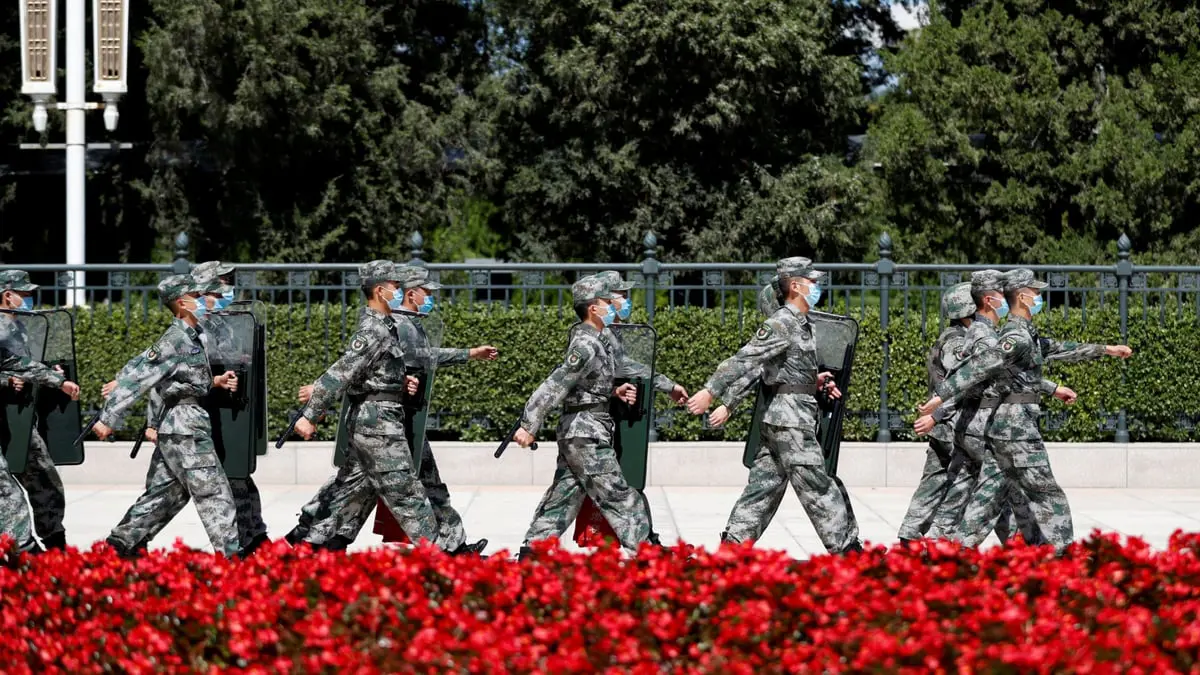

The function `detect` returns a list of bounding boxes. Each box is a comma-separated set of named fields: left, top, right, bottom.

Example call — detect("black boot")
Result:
left=719, top=531, right=735, bottom=545
left=284, top=526, right=308, bottom=547
left=648, top=531, right=663, bottom=547
left=451, top=538, right=489, bottom=557
left=323, top=535, right=354, bottom=552
left=517, top=545, right=535, bottom=562
left=41, top=532, right=67, bottom=551
left=840, top=541, right=864, bottom=555
left=105, top=536, right=142, bottom=561
left=240, top=532, right=270, bottom=557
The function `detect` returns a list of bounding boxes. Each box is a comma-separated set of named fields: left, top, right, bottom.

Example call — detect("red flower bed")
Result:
left=3, top=532, right=1200, bottom=673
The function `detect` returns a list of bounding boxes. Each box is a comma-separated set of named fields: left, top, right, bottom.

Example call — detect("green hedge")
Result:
left=70, top=303, right=1196, bottom=442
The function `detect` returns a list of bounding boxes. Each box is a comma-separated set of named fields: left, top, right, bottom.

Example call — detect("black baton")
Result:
left=129, top=420, right=150, bottom=459
left=75, top=415, right=102, bottom=448
left=275, top=409, right=310, bottom=449
left=495, top=418, right=537, bottom=458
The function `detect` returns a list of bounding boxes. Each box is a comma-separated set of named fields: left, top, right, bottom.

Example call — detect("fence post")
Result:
left=641, top=231, right=660, bottom=326
left=409, top=230, right=426, bottom=267
left=875, top=232, right=894, bottom=443
left=1115, top=233, right=1132, bottom=443
left=172, top=232, right=191, bottom=274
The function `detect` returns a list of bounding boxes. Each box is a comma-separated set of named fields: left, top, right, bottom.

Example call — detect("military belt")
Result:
left=978, top=392, right=1041, bottom=408
left=170, top=397, right=202, bottom=407
left=348, top=392, right=406, bottom=404
left=563, top=403, right=610, bottom=415
left=767, top=383, right=817, bottom=396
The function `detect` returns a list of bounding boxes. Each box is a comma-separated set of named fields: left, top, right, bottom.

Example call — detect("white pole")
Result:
left=65, top=0, right=86, bottom=307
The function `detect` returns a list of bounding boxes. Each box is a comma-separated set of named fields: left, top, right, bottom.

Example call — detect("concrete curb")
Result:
left=57, top=442, right=1200, bottom=489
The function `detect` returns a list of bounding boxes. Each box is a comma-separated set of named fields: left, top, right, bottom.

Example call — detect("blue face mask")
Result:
left=418, top=294, right=435, bottom=314
left=994, top=297, right=1009, bottom=319
left=616, top=296, right=632, bottom=321
left=804, top=282, right=822, bottom=308
left=600, top=303, right=616, bottom=326
left=1029, top=294, right=1044, bottom=316
left=217, top=290, right=235, bottom=310
left=19, top=297, right=33, bottom=312
left=386, top=287, right=405, bottom=312
left=191, top=298, right=207, bottom=320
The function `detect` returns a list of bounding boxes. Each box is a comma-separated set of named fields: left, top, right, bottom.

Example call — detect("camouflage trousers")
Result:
left=925, top=434, right=1044, bottom=545
left=524, top=437, right=650, bottom=551
left=228, top=476, right=268, bottom=548
left=0, top=450, right=37, bottom=552
left=12, top=431, right=66, bottom=542
left=725, top=423, right=860, bottom=553
left=295, top=432, right=447, bottom=549
left=108, top=432, right=240, bottom=556
left=897, top=438, right=954, bottom=540
left=296, top=439, right=466, bottom=550
left=958, top=438, right=1073, bottom=551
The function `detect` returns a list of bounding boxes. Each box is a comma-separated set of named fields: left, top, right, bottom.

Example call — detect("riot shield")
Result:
left=37, top=309, right=84, bottom=465
left=229, top=300, right=269, bottom=457
left=205, top=310, right=260, bottom=479
left=743, top=311, right=859, bottom=477
left=0, top=309, right=49, bottom=474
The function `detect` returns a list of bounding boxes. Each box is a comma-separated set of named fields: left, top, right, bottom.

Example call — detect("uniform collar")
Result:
left=174, top=317, right=203, bottom=341
left=973, top=313, right=995, bottom=328
left=1008, top=314, right=1032, bottom=327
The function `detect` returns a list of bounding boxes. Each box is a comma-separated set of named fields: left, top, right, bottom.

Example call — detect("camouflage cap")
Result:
left=971, top=269, right=1004, bottom=294
left=394, top=264, right=443, bottom=291
left=572, top=275, right=614, bottom=305
left=1002, top=268, right=1049, bottom=292
left=757, top=276, right=782, bottom=316
left=941, top=282, right=974, bottom=320
left=158, top=274, right=205, bottom=305
left=0, top=270, right=37, bottom=292
left=597, top=270, right=636, bottom=293
left=777, top=257, right=825, bottom=282
left=191, top=261, right=234, bottom=295
left=359, top=260, right=403, bottom=287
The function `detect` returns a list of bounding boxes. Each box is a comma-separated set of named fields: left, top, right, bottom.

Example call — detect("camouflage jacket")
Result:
left=521, top=323, right=614, bottom=439
left=0, top=313, right=32, bottom=359
left=99, top=319, right=212, bottom=436
left=926, top=324, right=969, bottom=444
left=301, top=307, right=409, bottom=436
left=704, top=304, right=819, bottom=429
left=0, top=344, right=64, bottom=391
left=986, top=315, right=1106, bottom=440
left=394, top=311, right=469, bottom=374
left=146, top=312, right=250, bottom=429
left=603, top=326, right=677, bottom=395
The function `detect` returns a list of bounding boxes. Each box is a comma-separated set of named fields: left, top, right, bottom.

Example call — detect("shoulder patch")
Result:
left=1000, top=336, right=1018, bottom=352
left=350, top=334, right=369, bottom=353
left=566, top=348, right=585, bottom=367
left=755, top=322, right=773, bottom=340
left=146, top=347, right=160, bottom=362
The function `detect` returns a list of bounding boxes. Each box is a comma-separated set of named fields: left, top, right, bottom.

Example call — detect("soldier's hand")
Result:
left=669, top=385, right=689, bottom=405
left=687, top=389, right=714, bottom=415
left=614, top=383, right=637, bottom=405
left=61, top=381, right=81, bottom=400
left=917, top=396, right=943, bottom=417
left=514, top=428, right=536, bottom=448
left=470, top=345, right=499, bottom=361
left=708, top=405, right=731, bottom=428
left=93, top=422, right=113, bottom=441
left=1053, top=386, right=1078, bottom=405
left=214, top=371, right=238, bottom=392
left=53, top=365, right=65, bottom=375
left=818, top=372, right=842, bottom=399
left=1106, top=345, right=1133, bottom=359
left=294, top=416, right=317, bottom=441
left=101, top=379, right=117, bottom=399
left=298, top=385, right=314, bottom=404
left=406, top=375, right=420, bottom=395
left=145, top=428, right=158, bottom=443
left=8, top=377, right=24, bottom=392
left=913, top=414, right=935, bottom=436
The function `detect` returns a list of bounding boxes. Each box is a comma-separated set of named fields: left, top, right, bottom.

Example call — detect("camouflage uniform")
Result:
left=0, top=271, right=68, bottom=549
left=291, top=261, right=447, bottom=549
left=937, top=269, right=1107, bottom=551
left=706, top=258, right=861, bottom=553
left=521, top=276, right=651, bottom=551
left=302, top=265, right=478, bottom=550
left=104, top=276, right=240, bottom=557
left=191, top=261, right=269, bottom=550
left=0, top=329, right=66, bottom=552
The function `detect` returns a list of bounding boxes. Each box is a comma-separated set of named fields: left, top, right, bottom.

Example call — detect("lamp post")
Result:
left=18, top=0, right=129, bottom=306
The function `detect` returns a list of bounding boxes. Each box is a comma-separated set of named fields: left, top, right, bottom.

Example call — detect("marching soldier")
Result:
left=91, top=275, right=241, bottom=558
left=920, top=268, right=1132, bottom=552
left=0, top=270, right=73, bottom=550
left=287, top=261, right=454, bottom=551
left=687, top=257, right=863, bottom=554
left=513, top=276, right=652, bottom=557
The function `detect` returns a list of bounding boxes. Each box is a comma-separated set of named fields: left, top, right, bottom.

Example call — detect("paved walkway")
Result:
left=58, top=486, right=1200, bottom=558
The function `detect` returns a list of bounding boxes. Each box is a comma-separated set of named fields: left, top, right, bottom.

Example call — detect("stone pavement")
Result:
left=60, top=485, right=1200, bottom=558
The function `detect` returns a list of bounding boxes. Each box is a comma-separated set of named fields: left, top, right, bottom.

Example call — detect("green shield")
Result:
left=229, top=301, right=270, bottom=457
left=204, top=310, right=261, bottom=479
left=0, top=309, right=49, bottom=473
left=37, top=309, right=84, bottom=465
left=608, top=323, right=656, bottom=490
left=743, top=310, right=859, bottom=476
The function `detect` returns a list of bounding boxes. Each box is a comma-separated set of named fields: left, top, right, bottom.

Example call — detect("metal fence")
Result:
left=5, top=230, right=1199, bottom=443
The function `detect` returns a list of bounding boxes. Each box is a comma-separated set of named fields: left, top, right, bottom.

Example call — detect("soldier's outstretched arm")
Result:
left=300, top=328, right=391, bottom=422
left=1040, top=337, right=1112, bottom=364
left=434, top=347, right=470, bottom=365
left=933, top=335, right=1019, bottom=407
left=518, top=342, right=597, bottom=436
left=98, top=343, right=179, bottom=429
left=0, top=350, right=65, bottom=390
left=703, top=318, right=789, bottom=402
